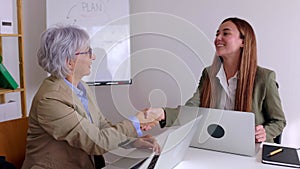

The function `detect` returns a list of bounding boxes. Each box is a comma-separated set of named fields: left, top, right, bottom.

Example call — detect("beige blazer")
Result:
left=22, top=76, right=137, bottom=169
left=164, top=66, right=286, bottom=142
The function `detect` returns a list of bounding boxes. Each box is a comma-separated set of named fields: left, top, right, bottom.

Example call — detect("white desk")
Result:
left=174, top=146, right=294, bottom=169
left=104, top=145, right=295, bottom=169
left=104, top=127, right=298, bottom=169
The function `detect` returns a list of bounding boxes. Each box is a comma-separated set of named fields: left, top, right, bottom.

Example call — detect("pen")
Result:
left=268, top=148, right=283, bottom=157
left=106, top=82, right=119, bottom=85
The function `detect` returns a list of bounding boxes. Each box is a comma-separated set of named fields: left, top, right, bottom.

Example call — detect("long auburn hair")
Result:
left=200, top=17, right=257, bottom=112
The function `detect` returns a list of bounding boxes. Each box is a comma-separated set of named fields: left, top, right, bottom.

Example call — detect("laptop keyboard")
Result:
left=130, top=155, right=160, bottom=169
left=147, top=155, right=159, bottom=169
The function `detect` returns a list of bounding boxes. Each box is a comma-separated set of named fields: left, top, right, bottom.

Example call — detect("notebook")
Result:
left=108, top=115, right=202, bottom=169
left=178, top=106, right=256, bottom=156
left=262, top=144, right=300, bottom=168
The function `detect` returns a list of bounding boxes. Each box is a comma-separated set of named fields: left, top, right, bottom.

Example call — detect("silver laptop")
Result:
left=178, top=106, right=256, bottom=156
left=106, top=115, right=202, bottom=169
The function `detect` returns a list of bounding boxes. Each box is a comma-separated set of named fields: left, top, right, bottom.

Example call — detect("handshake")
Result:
left=135, top=108, right=165, bottom=131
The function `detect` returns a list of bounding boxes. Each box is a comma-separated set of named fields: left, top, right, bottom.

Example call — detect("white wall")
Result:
left=20, top=0, right=300, bottom=147
left=23, top=0, right=47, bottom=114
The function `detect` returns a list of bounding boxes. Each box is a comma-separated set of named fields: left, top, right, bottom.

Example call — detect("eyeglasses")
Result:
left=75, top=48, right=93, bottom=58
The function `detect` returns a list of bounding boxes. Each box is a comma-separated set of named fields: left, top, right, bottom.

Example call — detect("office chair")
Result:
left=273, top=134, right=282, bottom=144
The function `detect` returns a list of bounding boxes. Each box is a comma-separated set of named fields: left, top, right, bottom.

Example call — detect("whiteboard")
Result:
left=47, top=0, right=131, bottom=85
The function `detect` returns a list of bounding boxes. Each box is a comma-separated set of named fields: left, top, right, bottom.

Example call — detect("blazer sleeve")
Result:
left=258, top=70, right=287, bottom=142
left=185, top=68, right=208, bottom=107
left=36, top=90, right=137, bottom=155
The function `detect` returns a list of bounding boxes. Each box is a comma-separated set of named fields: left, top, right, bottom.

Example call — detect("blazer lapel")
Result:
left=54, top=77, right=91, bottom=120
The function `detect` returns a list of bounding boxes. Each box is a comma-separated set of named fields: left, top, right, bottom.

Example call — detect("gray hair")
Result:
left=37, top=25, right=90, bottom=78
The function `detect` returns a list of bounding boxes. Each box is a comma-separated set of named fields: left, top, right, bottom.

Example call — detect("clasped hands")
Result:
left=136, top=108, right=165, bottom=131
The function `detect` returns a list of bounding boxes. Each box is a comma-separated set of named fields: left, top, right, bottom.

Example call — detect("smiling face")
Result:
left=214, top=21, right=244, bottom=61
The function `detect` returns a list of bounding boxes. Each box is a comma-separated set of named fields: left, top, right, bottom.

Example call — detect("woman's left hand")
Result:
left=255, top=125, right=266, bottom=142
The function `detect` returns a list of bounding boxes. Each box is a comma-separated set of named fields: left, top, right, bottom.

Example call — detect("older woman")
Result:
left=145, top=17, right=286, bottom=143
left=22, top=25, right=159, bottom=169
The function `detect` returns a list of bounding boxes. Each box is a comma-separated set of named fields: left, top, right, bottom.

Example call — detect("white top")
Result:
left=216, top=64, right=238, bottom=110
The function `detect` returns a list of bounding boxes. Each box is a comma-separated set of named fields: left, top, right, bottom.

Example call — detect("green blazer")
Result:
left=164, top=66, right=286, bottom=143
left=22, top=76, right=137, bottom=169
